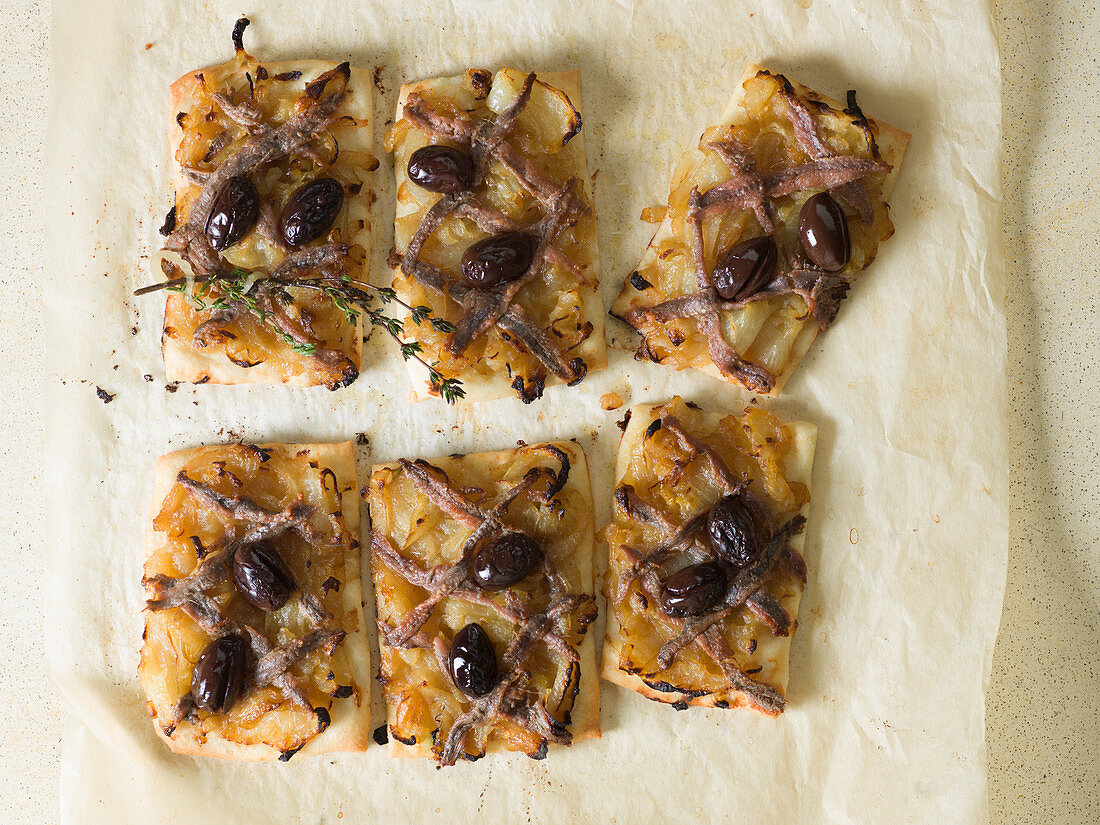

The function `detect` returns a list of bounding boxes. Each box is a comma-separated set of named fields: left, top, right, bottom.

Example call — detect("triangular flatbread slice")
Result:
left=612, top=65, right=909, bottom=395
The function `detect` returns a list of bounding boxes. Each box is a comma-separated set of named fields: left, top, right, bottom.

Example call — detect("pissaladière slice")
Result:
left=611, top=65, right=910, bottom=396
left=600, top=397, right=816, bottom=716
left=368, top=442, right=599, bottom=765
left=139, top=441, right=371, bottom=760
left=157, top=19, right=374, bottom=389
left=386, top=67, right=606, bottom=403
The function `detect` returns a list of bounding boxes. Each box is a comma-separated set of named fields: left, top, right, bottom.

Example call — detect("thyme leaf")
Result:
left=136, top=267, right=465, bottom=403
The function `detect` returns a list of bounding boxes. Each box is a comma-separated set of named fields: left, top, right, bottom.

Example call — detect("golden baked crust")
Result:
left=368, top=442, right=599, bottom=764
left=139, top=442, right=370, bottom=760
left=600, top=398, right=816, bottom=715
left=611, top=65, right=910, bottom=395
left=158, top=30, right=374, bottom=389
left=386, top=68, right=606, bottom=403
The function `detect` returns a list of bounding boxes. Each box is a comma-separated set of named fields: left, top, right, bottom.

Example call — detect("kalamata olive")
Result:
left=460, top=232, right=535, bottom=288
left=660, top=562, right=727, bottom=618
left=707, top=495, right=761, bottom=569
left=712, top=236, right=778, bottom=301
left=407, top=145, right=475, bottom=194
left=798, top=192, right=850, bottom=271
left=205, top=176, right=260, bottom=250
left=448, top=623, right=499, bottom=697
left=233, top=539, right=296, bottom=612
left=280, top=177, right=345, bottom=247
left=192, top=634, right=249, bottom=713
left=471, top=532, right=543, bottom=591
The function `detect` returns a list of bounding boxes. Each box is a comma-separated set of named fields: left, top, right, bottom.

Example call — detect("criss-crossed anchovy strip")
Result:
left=626, top=77, right=890, bottom=393
left=144, top=466, right=346, bottom=752
left=374, top=452, right=596, bottom=765
left=160, top=25, right=359, bottom=388
left=397, top=73, right=592, bottom=399
left=614, top=412, right=806, bottom=715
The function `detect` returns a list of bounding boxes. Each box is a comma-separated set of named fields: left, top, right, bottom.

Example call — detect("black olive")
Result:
left=192, top=634, right=249, bottom=713
left=460, top=232, right=535, bottom=288
left=798, top=192, right=850, bottom=271
left=660, top=562, right=727, bottom=618
left=712, top=236, right=778, bottom=301
left=707, top=495, right=761, bottom=569
left=448, top=623, right=499, bottom=698
left=232, top=539, right=296, bottom=611
left=205, top=176, right=260, bottom=250
left=407, top=145, right=475, bottom=193
left=280, top=177, right=345, bottom=247
left=471, top=532, right=543, bottom=591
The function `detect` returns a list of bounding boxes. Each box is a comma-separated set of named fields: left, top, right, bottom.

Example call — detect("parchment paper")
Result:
left=44, top=1, right=1006, bottom=823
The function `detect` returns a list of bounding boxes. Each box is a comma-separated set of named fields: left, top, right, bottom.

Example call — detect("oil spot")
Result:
left=849, top=527, right=859, bottom=544
left=655, top=33, right=684, bottom=51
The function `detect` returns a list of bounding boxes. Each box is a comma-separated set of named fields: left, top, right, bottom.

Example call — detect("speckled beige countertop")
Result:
left=2, top=0, right=1095, bottom=821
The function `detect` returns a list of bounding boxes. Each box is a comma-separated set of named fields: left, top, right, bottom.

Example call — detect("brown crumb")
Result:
left=95, top=386, right=115, bottom=404
left=144, top=42, right=154, bottom=51
left=600, top=392, right=623, bottom=411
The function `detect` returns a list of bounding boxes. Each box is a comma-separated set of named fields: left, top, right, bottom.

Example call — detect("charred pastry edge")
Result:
left=612, top=66, right=909, bottom=396
left=139, top=441, right=370, bottom=760
left=601, top=399, right=816, bottom=715
left=158, top=19, right=373, bottom=389
left=370, top=442, right=598, bottom=764
left=391, top=68, right=604, bottom=403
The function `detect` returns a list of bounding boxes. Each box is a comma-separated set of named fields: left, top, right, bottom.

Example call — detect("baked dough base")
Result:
left=600, top=401, right=817, bottom=712
left=141, top=441, right=371, bottom=760
left=391, top=70, right=606, bottom=402
left=611, top=64, right=911, bottom=396
left=161, top=59, right=373, bottom=387
left=370, top=441, right=600, bottom=759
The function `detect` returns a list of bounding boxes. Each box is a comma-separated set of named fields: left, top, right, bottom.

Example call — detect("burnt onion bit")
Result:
left=448, top=623, right=499, bottom=698
left=206, top=176, right=260, bottom=250
left=798, top=192, right=851, bottom=271
left=406, top=145, right=476, bottom=194
left=471, top=532, right=543, bottom=591
left=660, top=561, right=727, bottom=618
left=232, top=539, right=296, bottom=612
left=707, top=495, right=761, bottom=569
left=712, top=236, right=778, bottom=301
left=192, top=633, right=249, bottom=713
left=460, top=232, right=536, bottom=288
left=281, top=177, right=345, bottom=247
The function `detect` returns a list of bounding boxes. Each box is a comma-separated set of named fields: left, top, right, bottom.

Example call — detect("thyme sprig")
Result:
left=143, top=267, right=465, bottom=403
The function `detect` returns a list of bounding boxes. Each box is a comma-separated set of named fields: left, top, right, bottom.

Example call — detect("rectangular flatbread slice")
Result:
left=139, top=441, right=371, bottom=760
left=612, top=65, right=910, bottom=395
left=601, top=397, right=816, bottom=716
left=368, top=442, right=599, bottom=764
left=386, top=67, right=606, bottom=403
left=158, top=20, right=374, bottom=389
